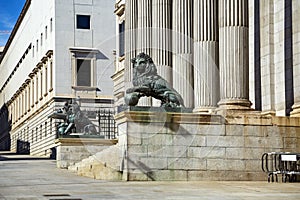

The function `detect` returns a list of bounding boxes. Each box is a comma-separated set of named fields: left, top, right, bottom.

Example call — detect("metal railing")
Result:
left=96, top=109, right=117, bottom=139
left=262, top=152, right=300, bottom=182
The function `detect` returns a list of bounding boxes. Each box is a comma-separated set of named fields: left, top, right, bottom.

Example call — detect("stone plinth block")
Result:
left=55, top=137, right=117, bottom=169
left=114, top=111, right=300, bottom=181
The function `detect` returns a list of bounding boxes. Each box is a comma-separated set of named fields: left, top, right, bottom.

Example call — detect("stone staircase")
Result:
left=68, top=145, right=123, bottom=180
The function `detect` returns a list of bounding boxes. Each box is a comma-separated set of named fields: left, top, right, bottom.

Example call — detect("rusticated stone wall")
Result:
left=115, top=111, right=300, bottom=181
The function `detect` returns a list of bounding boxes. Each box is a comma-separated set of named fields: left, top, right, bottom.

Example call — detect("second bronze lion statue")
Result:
left=125, top=52, right=185, bottom=108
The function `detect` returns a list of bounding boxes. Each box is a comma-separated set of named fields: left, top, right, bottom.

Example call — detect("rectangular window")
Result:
left=40, top=70, right=43, bottom=99
left=119, top=21, right=125, bottom=57
left=45, top=66, right=48, bottom=94
left=76, top=59, right=91, bottom=86
left=36, top=40, right=38, bottom=52
left=35, top=76, right=38, bottom=103
left=76, top=15, right=91, bottom=29
left=50, top=18, right=53, bottom=32
left=45, top=26, right=48, bottom=39
left=45, top=122, right=47, bottom=137
left=49, top=60, right=53, bottom=90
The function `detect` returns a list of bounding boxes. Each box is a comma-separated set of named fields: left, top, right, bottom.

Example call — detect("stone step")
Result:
left=68, top=144, right=122, bottom=180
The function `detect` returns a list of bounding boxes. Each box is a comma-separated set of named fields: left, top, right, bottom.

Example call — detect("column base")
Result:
left=216, top=99, right=252, bottom=115
left=193, top=106, right=217, bottom=114
left=261, top=110, right=276, bottom=116
left=290, top=102, right=300, bottom=117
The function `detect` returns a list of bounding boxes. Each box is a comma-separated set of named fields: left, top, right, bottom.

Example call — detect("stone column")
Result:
left=172, top=0, right=194, bottom=108
left=291, top=0, right=300, bottom=117
left=218, top=0, right=251, bottom=110
left=137, top=0, right=152, bottom=54
left=124, top=0, right=138, bottom=86
left=152, top=0, right=172, bottom=106
left=137, top=0, right=153, bottom=106
left=193, top=0, right=219, bottom=113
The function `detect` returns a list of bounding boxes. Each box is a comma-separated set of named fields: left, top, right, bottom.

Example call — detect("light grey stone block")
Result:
left=197, top=125, right=226, bottom=136
left=127, top=134, right=142, bottom=145
left=128, top=122, right=169, bottom=134
left=150, top=170, right=188, bottom=181
left=127, top=145, right=148, bottom=155
left=189, top=135, right=206, bottom=147
left=167, top=157, right=206, bottom=170
left=148, top=145, right=188, bottom=158
left=225, top=147, right=264, bottom=160
left=207, top=159, right=245, bottom=171
left=188, top=147, right=225, bottom=159
left=244, top=136, right=266, bottom=148
left=225, top=125, right=244, bottom=136
left=244, top=126, right=266, bottom=137
left=139, top=157, right=168, bottom=169
left=141, top=133, right=173, bottom=145
left=187, top=170, right=266, bottom=181
left=244, top=160, right=261, bottom=172
left=206, top=136, right=244, bottom=147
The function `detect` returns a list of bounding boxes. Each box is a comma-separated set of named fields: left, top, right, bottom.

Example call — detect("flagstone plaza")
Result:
left=0, top=152, right=299, bottom=200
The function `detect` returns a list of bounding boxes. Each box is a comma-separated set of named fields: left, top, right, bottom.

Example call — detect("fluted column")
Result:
left=124, top=0, right=138, bottom=87
left=152, top=0, right=172, bottom=106
left=194, top=0, right=219, bottom=113
left=136, top=0, right=152, bottom=106
left=172, top=0, right=194, bottom=108
left=137, top=0, right=152, bottom=54
left=152, top=0, right=172, bottom=82
left=218, top=0, right=251, bottom=110
left=291, top=0, right=300, bottom=117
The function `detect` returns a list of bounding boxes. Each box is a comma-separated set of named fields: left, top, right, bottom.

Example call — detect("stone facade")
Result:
left=0, top=0, right=116, bottom=155
left=114, top=111, right=300, bottom=181
left=66, top=0, right=300, bottom=181
left=114, top=0, right=300, bottom=117
left=70, top=111, right=300, bottom=181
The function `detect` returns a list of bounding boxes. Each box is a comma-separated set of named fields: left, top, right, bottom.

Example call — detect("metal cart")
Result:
left=262, top=152, right=300, bottom=182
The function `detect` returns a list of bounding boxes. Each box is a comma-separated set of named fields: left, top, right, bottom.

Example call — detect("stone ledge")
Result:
left=115, top=111, right=225, bottom=125
left=55, top=137, right=118, bottom=146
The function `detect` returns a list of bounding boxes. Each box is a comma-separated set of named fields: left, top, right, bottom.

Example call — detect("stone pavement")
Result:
left=0, top=151, right=299, bottom=200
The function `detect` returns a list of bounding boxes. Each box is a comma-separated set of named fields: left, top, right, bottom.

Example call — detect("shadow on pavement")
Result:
left=0, top=152, right=54, bottom=161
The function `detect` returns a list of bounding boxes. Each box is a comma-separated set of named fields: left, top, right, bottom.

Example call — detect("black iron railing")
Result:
left=96, top=109, right=117, bottom=139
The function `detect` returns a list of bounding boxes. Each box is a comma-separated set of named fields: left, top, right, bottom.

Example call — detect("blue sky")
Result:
left=0, top=0, right=26, bottom=46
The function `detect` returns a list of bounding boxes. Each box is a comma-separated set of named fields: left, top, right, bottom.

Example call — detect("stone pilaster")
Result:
left=259, top=0, right=276, bottom=116
left=193, top=0, right=219, bottom=113
left=218, top=0, right=252, bottom=110
left=136, top=0, right=152, bottom=106
left=172, top=0, right=194, bottom=108
left=291, top=0, right=300, bottom=117
left=152, top=0, right=172, bottom=106
left=124, top=0, right=138, bottom=87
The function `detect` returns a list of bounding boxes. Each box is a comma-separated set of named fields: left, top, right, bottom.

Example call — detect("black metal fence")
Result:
left=96, top=109, right=117, bottom=139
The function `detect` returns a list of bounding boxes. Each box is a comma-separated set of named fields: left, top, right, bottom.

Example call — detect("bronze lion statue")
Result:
left=125, top=52, right=185, bottom=108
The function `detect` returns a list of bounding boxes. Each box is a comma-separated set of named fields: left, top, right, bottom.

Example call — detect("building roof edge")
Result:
left=0, top=0, right=31, bottom=64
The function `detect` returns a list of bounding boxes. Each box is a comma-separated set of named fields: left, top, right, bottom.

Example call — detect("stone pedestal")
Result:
left=115, top=111, right=300, bottom=181
left=55, top=137, right=117, bottom=169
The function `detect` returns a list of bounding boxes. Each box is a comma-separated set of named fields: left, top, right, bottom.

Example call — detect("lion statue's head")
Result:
left=131, top=53, right=157, bottom=86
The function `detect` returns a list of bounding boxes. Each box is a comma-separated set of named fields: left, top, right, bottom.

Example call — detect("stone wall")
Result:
left=56, top=137, right=117, bottom=169
left=115, top=111, right=300, bottom=181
